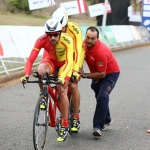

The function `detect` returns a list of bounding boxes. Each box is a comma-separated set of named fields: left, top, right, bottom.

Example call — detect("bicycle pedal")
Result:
left=40, top=104, right=46, bottom=110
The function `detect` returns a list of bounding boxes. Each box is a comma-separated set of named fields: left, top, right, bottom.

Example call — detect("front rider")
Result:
left=20, top=18, right=74, bottom=142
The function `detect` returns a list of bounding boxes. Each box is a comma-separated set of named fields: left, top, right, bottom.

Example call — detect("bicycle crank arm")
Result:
left=36, top=123, right=48, bottom=126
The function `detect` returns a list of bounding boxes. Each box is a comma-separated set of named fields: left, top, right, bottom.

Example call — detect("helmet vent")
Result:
left=60, top=16, right=64, bottom=24
left=46, top=22, right=59, bottom=31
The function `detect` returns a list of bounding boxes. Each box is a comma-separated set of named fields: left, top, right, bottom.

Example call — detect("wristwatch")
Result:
left=82, top=73, right=87, bottom=78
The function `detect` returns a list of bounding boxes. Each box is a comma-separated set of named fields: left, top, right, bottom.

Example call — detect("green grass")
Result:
left=0, top=13, right=48, bottom=26
left=0, top=12, right=96, bottom=26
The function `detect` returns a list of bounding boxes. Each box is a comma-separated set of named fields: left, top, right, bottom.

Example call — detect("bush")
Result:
left=8, top=0, right=30, bottom=13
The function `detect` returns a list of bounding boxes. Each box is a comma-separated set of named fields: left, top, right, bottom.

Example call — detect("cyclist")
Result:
left=20, top=18, right=74, bottom=142
left=48, top=6, right=83, bottom=133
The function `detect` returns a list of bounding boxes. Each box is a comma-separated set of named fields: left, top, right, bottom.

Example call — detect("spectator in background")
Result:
left=79, top=26, right=120, bottom=137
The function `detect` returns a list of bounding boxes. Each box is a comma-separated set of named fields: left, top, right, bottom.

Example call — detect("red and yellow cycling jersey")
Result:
left=25, top=33, right=73, bottom=80
left=66, top=22, right=83, bottom=71
left=43, top=22, right=83, bottom=71
left=79, top=45, right=85, bottom=68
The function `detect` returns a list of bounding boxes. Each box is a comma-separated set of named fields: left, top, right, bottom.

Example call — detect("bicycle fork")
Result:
left=48, top=87, right=60, bottom=127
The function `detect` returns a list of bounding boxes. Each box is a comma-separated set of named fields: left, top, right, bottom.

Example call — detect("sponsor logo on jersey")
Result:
left=98, top=61, right=103, bottom=66
left=72, top=25, right=79, bottom=34
left=57, top=49, right=65, bottom=56
left=62, top=36, right=71, bottom=44
left=56, top=48, right=62, bottom=50
left=59, top=53, right=65, bottom=56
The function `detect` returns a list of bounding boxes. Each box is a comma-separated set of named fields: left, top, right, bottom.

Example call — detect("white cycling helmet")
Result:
left=44, top=18, right=62, bottom=33
left=59, top=6, right=68, bottom=15
left=51, top=6, right=68, bottom=27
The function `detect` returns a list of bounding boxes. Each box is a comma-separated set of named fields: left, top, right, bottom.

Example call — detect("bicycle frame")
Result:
left=47, top=85, right=61, bottom=127
left=47, top=84, right=73, bottom=128
left=26, top=71, right=72, bottom=128
left=26, top=72, right=62, bottom=128
left=25, top=72, right=74, bottom=149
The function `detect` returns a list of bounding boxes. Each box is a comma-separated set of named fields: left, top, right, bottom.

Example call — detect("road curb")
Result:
left=0, top=67, right=37, bottom=88
left=111, top=43, right=150, bottom=52
left=0, top=70, right=24, bottom=88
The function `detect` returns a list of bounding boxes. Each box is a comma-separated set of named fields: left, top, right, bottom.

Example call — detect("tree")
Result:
left=0, top=0, right=9, bottom=12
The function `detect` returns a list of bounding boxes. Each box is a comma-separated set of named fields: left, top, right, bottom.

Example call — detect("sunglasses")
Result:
left=47, top=32, right=60, bottom=37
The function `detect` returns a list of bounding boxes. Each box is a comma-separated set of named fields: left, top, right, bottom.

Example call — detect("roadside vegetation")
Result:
left=0, top=13, right=96, bottom=26
left=0, top=0, right=96, bottom=26
left=0, top=13, right=48, bottom=26
left=0, top=0, right=139, bottom=26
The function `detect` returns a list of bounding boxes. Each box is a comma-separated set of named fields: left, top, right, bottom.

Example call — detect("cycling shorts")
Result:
left=40, top=59, right=70, bottom=81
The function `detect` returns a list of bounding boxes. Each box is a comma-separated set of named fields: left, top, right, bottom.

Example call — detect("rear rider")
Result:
left=49, top=6, right=84, bottom=133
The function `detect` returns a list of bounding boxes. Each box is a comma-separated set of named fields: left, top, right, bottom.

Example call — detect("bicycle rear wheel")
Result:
left=33, top=95, right=49, bottom=150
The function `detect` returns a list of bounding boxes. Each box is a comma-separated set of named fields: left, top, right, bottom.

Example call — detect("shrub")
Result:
left=8, top=0, right=30, bottom=13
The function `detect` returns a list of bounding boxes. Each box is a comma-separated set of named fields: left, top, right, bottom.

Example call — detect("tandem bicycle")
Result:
left=23, top=71, right=74, bottom=150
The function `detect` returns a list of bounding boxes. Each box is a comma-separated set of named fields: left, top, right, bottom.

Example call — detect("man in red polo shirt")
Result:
left=79, top=26, right=120, bottom=137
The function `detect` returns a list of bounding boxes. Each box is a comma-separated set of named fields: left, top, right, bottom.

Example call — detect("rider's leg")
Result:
left=37, top=63, right=53, bottom=110
left=69, top=82, right=80, bottom=132
left=68, top=82, right=80, bottom=118
left=37, top=63, right=51, bottom=91
left=56, top=80, right=70, bottom=142
left=37, top=60, right=55, bottom=91
left=56, top=80, right=70, bottom=126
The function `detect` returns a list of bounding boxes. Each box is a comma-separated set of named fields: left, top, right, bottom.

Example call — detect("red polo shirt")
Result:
left=83, top=40, right=120, bottom=75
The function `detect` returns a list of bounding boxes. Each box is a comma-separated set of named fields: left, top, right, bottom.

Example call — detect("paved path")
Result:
left=0, top=45, right=150, bottom=150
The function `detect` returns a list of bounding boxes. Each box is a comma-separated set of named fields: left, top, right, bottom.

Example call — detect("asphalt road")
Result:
left=0, top=45, right=150, bottom=150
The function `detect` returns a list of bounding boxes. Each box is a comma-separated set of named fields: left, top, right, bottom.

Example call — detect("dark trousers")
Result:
left=91, top=73, right=120, bottom=130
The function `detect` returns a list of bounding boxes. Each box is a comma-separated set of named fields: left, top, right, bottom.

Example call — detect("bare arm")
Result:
left=78, top=68, right=106, bottom=79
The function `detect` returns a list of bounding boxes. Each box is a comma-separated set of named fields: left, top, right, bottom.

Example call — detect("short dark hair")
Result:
left=86, top=26, right=99, bottom=38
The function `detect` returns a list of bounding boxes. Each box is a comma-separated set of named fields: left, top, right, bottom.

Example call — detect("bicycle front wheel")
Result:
left=33, top=95, right=48, bottom=150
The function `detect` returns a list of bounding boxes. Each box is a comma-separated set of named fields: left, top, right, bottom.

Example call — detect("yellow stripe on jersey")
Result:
left=66, top=22, right=82, bottom=72
left=33, top=47, right=40, bottom=51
